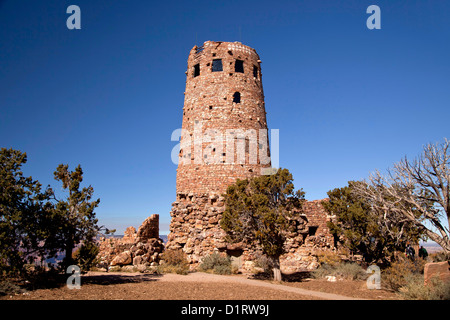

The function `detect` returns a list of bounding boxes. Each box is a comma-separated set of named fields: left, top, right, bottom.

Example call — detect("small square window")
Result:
left=212, top=59, right=223, bottom=72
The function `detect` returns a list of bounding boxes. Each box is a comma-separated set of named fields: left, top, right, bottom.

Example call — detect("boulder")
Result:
left=424, top=261, right=450, bottom=285
left=133, top=255, right=145, bottom=266
left=110, top=251, right=132, bottom=266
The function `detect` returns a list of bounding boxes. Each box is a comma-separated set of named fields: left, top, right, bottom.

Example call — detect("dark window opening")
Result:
left=253, top=65, right=258, bottom=78
left=235, top=59, right=244, bottom=73
left=212, top=59, right=223, bottom=72
left=212, top=53, right=216, bottom=57
left=308, top=226, right=318, bottom=236
left=233, top=92, right=241, bottom=103
left=193, top=64, right=200, bottom=77
left=209, top=106, right=213, bottom=110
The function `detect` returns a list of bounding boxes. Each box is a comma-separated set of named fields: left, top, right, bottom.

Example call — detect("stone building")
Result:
left=167, top=41, right=334, bottom=272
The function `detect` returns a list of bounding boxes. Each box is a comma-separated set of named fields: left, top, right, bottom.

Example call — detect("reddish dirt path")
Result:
left=5, top=272, right=397, bottom=300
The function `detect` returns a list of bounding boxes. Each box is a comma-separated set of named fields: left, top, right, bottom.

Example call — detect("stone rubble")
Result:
left=97, top=214, right=164, bottom=270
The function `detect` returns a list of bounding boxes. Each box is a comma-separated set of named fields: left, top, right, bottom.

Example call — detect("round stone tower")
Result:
left=167, top=41, right=272, bottom=263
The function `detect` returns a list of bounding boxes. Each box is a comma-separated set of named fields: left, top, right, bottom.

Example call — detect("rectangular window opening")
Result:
left=193, top=64, right=200, bottom=77
left=253, top=65, right=258, bottom=78
left=212, top=59, right=223, bottom=72
left=235, top=60, right=244, bottom=73
left=233, top=92, right=241, bottom=103
left=308, top=226, right=318, bottom=236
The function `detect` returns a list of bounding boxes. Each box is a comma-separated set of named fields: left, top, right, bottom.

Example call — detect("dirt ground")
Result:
left=282, top=279, right=398, bottom=300
left=3, top=271, right=399, bottom=300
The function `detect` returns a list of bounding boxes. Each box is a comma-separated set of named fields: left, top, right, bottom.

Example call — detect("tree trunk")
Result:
left=271, top=256, right=282, bottom=282
left=64, top=241, right=74, bottom=270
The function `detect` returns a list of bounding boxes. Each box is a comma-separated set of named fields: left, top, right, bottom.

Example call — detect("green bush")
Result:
left=429, top=251, right=449, bottom=263
left=199, top=252, right=232, bottom=275
left=254, top=254, right=273, bottom=273
left=399, top=274, right=450, bottom=300
left=158, top=249, right=189, bottom=275
left=311, top=264, right=334, bottom=279
left=335, top=263, right=367, bottom=280
left=72, top=241, right=100, bottom=273
left=312, top=262, right=366, bottom=280
left=315, top=249, right=343, bottom=267
left=0, top=278, right=23, bottom=296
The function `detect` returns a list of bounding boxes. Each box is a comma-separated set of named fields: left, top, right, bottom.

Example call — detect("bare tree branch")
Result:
left=353, top=139, right=450, bottom=254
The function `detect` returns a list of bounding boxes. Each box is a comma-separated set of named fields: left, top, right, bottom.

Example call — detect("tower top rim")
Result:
left=191, top=41, right=258, bottom=55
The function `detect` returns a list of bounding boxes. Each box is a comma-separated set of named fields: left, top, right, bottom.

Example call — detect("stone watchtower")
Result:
left=167, top=41, right=271, bottom=263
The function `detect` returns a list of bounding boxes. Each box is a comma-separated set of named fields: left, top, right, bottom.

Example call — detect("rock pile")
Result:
left=97, top=214, right=164, bottom=271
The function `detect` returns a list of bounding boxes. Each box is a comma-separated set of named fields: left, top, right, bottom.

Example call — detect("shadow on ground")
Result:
left=81, top=273, right=162, bottom=286
left=249, top=271, right=312, bottom=282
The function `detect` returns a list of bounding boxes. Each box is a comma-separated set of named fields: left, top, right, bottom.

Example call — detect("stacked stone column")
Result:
left=167, top=41, right=271, bottom=263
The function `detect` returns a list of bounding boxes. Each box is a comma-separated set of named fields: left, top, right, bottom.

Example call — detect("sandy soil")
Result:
left=3, top=271, right=399, bottom=300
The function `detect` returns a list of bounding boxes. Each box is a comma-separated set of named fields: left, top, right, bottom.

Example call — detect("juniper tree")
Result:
left=0, top=148, right=102, bottom=275
left=51, top=164, right=100, bottom=269
left=0, top=148, right=55, bottom=275
left=220, top=168, right=305, bottom=281
left=323, top=181, right=422, bottom=265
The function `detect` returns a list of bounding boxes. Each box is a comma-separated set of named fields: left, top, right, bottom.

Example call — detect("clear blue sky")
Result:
left=1, top=0, right=449, bottom=235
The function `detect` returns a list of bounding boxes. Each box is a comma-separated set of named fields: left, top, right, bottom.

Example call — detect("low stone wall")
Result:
left=167, top=197, right=336, bottom=272
left=281, top=200, right=336, bottom=272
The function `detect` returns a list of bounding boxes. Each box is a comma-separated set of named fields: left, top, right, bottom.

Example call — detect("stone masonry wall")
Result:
left=167, top=41, right=335, bottom=272
left=167, top=195, right=335, bottom=271
left=176, top=40, right=271, bottom=195
left=281, top=200, right=336, bottom=272
left=167, top=41, right=272, bottom=255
